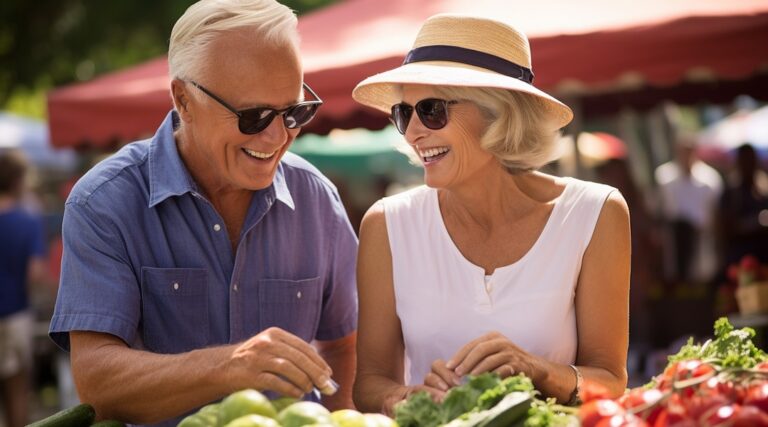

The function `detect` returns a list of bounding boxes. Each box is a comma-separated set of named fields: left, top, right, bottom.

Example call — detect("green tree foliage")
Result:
left=0, top=0, right=337, bottom=117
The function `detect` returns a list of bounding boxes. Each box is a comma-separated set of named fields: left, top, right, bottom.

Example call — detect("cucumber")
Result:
left=90, top=421, right=125, bottom=427
left=477, top=392, right=532, bottom=427
left=27, top=403, right=96, bottom=427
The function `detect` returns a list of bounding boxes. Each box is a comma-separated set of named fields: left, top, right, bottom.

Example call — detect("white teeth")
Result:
left=243, top=148, right=276, bottom=159
left=418, top=146, right=450, bottom=159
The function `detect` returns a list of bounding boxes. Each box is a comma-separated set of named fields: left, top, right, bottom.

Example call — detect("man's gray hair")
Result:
left=169, top=0, right=299, bottom=81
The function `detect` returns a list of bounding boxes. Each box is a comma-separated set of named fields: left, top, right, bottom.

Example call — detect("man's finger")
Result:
left=272, top=329, right=332, bottom=374
left=263, top=357, right=314, bottom=394
left=270, top=336, right=333, bottom=390
left=255, top=371, right=306, bottom=398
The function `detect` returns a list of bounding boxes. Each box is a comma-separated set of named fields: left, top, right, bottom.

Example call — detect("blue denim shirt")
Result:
left=50, top=112, right=358, bottom=424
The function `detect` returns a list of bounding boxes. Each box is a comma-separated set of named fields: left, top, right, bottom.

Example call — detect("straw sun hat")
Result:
left=352, top=14, right=573, bottom=129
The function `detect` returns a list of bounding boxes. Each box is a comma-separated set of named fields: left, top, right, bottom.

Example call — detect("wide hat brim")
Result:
left=352, top=61, right=574, bottom=129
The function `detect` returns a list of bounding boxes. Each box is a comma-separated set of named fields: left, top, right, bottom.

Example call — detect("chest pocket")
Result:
left=140, top=267, right=209, bottom=354
left=258, top=277, right=322, bottom=342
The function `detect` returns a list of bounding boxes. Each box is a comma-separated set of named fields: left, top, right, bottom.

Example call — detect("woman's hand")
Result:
left=424, top=359, right=462, bottom=391
left=445, top=332, right=546, bottom=382
left=381, top=384, right=446, bottom=416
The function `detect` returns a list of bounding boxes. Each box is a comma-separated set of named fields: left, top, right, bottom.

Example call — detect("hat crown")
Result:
left=412, top=14, right=532, bottom=70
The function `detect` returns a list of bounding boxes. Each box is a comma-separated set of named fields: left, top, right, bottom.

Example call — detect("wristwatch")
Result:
left=566, top=364, right=583, bottom=406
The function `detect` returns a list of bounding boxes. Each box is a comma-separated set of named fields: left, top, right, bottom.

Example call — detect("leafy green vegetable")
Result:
left=394, top=391, right=441, bottom=427
left=477, top=375, right=535, bottom=410
left=442, top=374, right=503, bottom=422
left=667, top=317, right=768, bottom=369
left=394, top=373, right=577, bottom=427
left=522, top=399, right=579, bottom=427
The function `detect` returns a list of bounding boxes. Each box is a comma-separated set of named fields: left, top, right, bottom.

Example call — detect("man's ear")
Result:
left=171, top=79, right=192, bottom=121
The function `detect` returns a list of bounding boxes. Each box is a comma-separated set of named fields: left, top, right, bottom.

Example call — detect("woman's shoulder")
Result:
left=379, top=184, right=433, bottom=211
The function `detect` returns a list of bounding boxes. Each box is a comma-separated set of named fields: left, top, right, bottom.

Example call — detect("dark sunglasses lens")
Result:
left=416, top=99, right=448, bottom=130
left=239, top=108, right=275, bottom=134
left=284, top=103, right=319, bottom=129
left=391, top=103, right=412, bottom=134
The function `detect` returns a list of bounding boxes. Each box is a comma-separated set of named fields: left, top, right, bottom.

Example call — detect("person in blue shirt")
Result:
left=0, top=149, right=47, bottom=427
left=49, top=1, right=358, bottom=425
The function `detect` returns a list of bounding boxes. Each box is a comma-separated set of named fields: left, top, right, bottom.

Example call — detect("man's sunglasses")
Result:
left=189, top=81, right=323, bottom=135
left=390, top=98, right=458, bottom=135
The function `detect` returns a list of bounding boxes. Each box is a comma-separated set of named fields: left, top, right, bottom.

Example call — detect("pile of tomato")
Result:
left=580, top=360, right=768, bottom=426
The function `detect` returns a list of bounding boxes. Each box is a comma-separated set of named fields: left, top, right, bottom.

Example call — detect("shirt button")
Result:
left=297, top=291, right=302, bottom=299
left=213, top=224, right=222, bottom=232
left=233, top=283, right=239, bottom=292
left=173, top=282, right=180, bottom=290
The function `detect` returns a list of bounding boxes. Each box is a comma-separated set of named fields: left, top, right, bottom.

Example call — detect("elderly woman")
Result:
left=351, top=14, right=630, bottom=414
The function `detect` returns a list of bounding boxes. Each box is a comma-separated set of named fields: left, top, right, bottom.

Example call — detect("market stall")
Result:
left=46, top=0, right=768, bottom=148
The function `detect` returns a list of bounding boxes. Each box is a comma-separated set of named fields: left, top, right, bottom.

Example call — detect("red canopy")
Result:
left=48, top=0, right=768, bottom=148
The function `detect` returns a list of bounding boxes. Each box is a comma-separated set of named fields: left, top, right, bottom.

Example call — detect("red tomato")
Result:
left=620, top=388, right=665, bottom=424
left=683, top=395, right=730, bottom=421
left=733, top=405, right=768, bottom=426
left=699, top=376, right=743, bottom=404
left=754, top=361, right=768, bottom=372
left=582, top=380, right=612, bottom=404
left=581, top=399, right=625, bottom=427
left=744, top=383, right=768, bottom=413
left=699, top=404, right=740, bottom=426
left=657, top=360, right=716, bottom=393
left=595, top=413, right=650, bottom=427
left=653, top=409, right=696, bottom=427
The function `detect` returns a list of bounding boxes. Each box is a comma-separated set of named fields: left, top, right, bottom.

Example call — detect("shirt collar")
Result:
left=148, top=110, right=295, bottom=211
left=272, top=162, right=295, bottom=210
left=148, top=111, right=194, bottom=208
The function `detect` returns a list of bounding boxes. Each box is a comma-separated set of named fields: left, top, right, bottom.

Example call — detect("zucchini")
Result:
left=90, top=421, right=125, bottom=427
left=27, top=403, right=96, bottom=427
left=441, top=392, right=532, bottom=427
left=477, top=392, right=532, bottom=427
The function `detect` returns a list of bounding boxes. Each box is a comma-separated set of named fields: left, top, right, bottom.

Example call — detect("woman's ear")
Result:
left=171, top=79, right=192, bottom=122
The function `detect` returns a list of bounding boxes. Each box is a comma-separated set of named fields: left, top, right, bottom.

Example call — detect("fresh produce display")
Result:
left=394, top=372, right=578, bottom=427
left=178, top=390, right=398, bottom=427
left=580, top=317, right=768, bottom=426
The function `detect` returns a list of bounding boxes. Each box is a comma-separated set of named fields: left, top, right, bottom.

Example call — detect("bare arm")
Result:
left=71, top=327, right=333, bottom=424
left=546, top=191, right=631, bottom=400
left=353, top=202, right=408, bottom=413
left=354, top=203, right=443, bottom=414
left=316, top=332, right=357, bottom=410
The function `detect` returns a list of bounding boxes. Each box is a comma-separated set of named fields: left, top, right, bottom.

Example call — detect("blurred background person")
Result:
left=654, top=133, right=723, bottom=286
left=718, top=143, right=768, bottom=266
left=0, top=149, right=48, bottom=427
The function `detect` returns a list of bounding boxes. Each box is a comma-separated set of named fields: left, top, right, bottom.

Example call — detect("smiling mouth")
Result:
left=418, top=146, right=451, bottom=163
left=242, top=147, right=277, bottom=160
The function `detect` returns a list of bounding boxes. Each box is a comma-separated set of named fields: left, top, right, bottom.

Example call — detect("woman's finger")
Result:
left=468, top=352, right=510, bottom=376
left=454, top=338, right=505, bottom=376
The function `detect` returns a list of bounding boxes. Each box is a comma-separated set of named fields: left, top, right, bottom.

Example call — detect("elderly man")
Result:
left=49, top=1, right=358, bottom=425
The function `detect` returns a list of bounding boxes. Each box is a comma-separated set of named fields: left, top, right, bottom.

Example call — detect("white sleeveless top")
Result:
left=382, top=178, right=616, bottom=385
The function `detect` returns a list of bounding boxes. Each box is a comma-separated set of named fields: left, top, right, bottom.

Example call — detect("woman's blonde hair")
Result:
left=168, top=0, right=298, bottom=81
left=434, top=86, right=563, bottom=172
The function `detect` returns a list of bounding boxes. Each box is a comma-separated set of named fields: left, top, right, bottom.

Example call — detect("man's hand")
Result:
left=227, top=327, right=334, bottom=398
left=445, top=332, right=544, bottom=382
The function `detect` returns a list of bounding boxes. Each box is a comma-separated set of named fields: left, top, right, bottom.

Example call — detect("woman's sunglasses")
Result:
left=188, top=81, right=323, bottom=135
left=390, top=98, right=458, bottom=135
